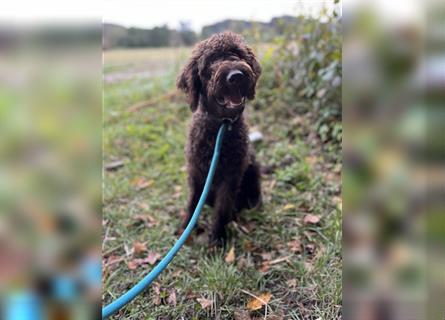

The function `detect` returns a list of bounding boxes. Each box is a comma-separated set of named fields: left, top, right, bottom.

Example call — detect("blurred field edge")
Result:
left=0, top=22, right=102, bottom=319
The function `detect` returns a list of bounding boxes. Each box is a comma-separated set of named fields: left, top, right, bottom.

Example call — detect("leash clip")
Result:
left=221, top=118, right=233, bottom=131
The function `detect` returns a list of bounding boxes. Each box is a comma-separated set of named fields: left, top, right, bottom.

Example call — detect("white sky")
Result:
left=0, top=0, right=336, bottom=30
left=104, top=0, right=330, bottom=30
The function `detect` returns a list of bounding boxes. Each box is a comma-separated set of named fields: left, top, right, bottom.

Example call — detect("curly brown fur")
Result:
left=177, top=32, right=262, bottom=246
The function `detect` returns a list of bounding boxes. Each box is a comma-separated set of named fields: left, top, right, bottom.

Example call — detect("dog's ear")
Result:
left=246, top=46, right=262, bottom=81
left=177, top=57, right=201, bottom=112
left=245, top=46, right=262, bottom=100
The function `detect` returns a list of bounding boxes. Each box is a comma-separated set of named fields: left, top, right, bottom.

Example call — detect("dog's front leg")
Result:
left=177, top=174, right=203, bottom=235
left=209, top=179, right=239, bottom=247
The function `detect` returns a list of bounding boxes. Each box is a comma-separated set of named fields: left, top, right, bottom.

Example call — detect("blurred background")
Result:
left=343, top=0, right=445, bottom=319
left=0, top=4, right=102, bottom=318
left=0, top=0, right=443, bottom=319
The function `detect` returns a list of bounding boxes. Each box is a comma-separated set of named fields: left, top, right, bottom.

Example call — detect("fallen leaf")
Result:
left=133, top=241, right=147, bottom=256
left=304, top=262, right=314, bottom=272
left=283, top=203, right=295, bottom=210
left=167, top=289, right=177, bottom=306
left=236, top=257, right=247, bottom=270
left=132, top=177, right=154, bottom=191
left=186, top=289, right=197, bottom=299
left=225, top=246, right=235, bottom=264
left=303, top=214, right=320, bottom=225
left=287, top=279, right=298, bottom=287
left=197, top=297, right=213, bottom=310
left=172, top=270, right=182, bottom=278
left=260, top=252, right=272, bottom=261
left=287, top=239, right=302, bottom=253
left=259, top=261, right=270, bottom=273
left=153, top=283, right=161, bottom=305
left=127, top=260, right=138, bottom=270
left=173, top=185, right=182, bottom=198
left=145, top=251, right=161, bottom=265
left=132, top=214, right=157, bottom=227
left=243, top=240, right=258, bottom=252
left=246, top=292, right=272, bottom=311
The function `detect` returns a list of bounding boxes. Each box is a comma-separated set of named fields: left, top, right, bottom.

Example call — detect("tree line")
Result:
left=103, top=16, right=301, bottom=49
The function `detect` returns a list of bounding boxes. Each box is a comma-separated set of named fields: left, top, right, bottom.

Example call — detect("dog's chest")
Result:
left=187, top=125, right=248, bottom=178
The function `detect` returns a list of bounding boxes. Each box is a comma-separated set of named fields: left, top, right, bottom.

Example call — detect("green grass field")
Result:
left=103, top=46, right=342, bottom=319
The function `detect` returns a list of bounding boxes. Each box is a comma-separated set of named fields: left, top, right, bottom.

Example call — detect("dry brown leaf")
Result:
left=283, top=203, right=295, bottom=210
left=236, top=257, right=247, bottom=270
left=259, top=261, right=270, bottom=273
left=153, top=283, right=161, bottom=305
left=145, top=251, right=161, bottom=265
left=246, top=292, right=272, bottom=311
left=173, top=185, right=182, bottom=198
left=260, top=252, right=272, bottom=261
left=132, top=214, right=157, bottom=227
left=287, top=239, right=302, bottom=253
left=225, top=246, right=235, bottom=264
left=133, top=177, right=154, bottom=191
left=197, top=297, right=213, bottom=310
left=303, top=214, right=321, bottom=225
left=127, top=260, right=138, bottom=270
left=304, top=262, right=314, bottom=272
left=133, top=241, right=147, bottom=256
left=287, top=279, right=298, bottom=287
left=243, top=240, right=257, bottom=252
left=167, top=289, right=177, bottom=306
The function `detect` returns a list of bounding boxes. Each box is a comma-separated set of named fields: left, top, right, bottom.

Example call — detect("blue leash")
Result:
left=102, top=122, right=228, bottom=319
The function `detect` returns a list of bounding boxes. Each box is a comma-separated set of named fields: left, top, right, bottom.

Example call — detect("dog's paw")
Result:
left=208, top=231, right=227, bottom=249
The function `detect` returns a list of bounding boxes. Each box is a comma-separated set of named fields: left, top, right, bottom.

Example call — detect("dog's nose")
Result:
left=226, top=69, right=244, bottom=85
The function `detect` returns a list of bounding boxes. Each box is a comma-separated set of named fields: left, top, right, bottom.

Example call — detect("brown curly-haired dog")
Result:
left=177, top=32, right=262, bottom=246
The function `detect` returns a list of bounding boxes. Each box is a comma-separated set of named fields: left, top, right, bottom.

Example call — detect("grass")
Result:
left=103, top=46, right=342, bottom=319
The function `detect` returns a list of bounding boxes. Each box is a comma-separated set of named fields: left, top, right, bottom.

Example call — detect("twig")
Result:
left=105, top=160, right=124, bottom=171
left=104, top=256, right=125, bottom=268
left=269, top=255, right=293, bottom=265
left=232, top=221, right=250, bottom=234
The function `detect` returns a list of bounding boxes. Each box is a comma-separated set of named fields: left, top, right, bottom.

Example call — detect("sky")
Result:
left=103, top=0, right=333, bottom=31
left=0, top=0, right=336, bottom=30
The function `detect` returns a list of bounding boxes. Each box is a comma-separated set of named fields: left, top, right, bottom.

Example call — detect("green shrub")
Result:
left=256, top=9, right=342, bottom=147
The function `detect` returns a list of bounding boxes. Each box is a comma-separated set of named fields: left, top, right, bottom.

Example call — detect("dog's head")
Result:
left=177, top=32, right=261, bottom=120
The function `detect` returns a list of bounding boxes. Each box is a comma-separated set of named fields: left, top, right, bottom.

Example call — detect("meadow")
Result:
left=103, top=43, right=341, bottom=319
